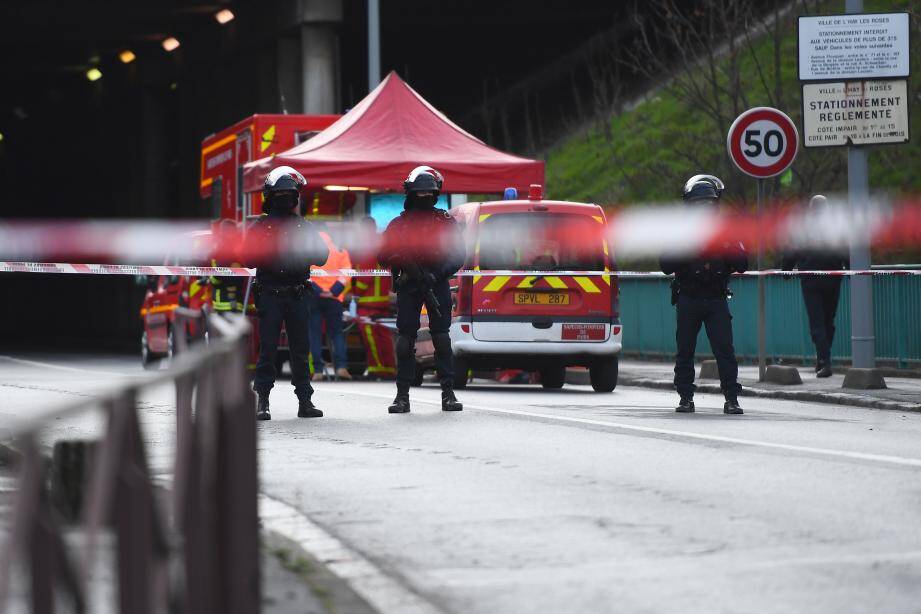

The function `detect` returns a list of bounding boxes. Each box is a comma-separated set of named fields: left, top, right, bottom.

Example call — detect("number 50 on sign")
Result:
left=727, top=107, right=799, bottom=179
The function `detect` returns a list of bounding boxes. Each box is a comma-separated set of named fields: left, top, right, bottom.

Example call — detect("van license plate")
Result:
left=562, top=323, right=606, bottom=340
left=514, top=292, right=570, bottom=305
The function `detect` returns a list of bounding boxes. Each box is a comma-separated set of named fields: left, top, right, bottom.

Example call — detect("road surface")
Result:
left=2, top=353, right=920, bottom=613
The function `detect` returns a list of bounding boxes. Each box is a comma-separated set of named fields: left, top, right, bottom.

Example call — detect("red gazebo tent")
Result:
left=242, top=71, right=544, bottom=194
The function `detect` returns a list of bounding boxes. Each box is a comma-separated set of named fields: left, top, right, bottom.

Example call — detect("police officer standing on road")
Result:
left=247, top=166, right=328, bottom=421
left=379, top=166, right=465, bottom=414
left=781, top=194, right=849, bottom=378
left=660, top=175, right=748, bottom=415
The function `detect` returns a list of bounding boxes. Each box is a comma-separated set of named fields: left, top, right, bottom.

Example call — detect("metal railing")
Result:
left=0, top=310, right=259, bottom=614
left=619, top=275, right=921, bottom=367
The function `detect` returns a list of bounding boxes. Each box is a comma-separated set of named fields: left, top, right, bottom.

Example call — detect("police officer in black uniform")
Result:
left=248, top=166, right=328, bottom=421
left=781, top=195, right=849, bottom=378
left=660, top=175, right=748, bottom=414
left=378, top=166, right=465, bottom=414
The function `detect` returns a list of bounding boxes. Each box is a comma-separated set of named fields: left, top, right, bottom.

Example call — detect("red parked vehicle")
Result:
left=415, top=186, right=622, bottom=391
left=139, top=231, right=213, bottom=368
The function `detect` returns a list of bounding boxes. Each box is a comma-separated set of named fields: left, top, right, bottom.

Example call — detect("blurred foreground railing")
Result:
left=0, top=310, right=259, bottom=614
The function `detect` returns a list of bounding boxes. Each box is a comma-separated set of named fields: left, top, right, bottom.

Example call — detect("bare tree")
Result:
left=620, top=0, right=848, bottom=205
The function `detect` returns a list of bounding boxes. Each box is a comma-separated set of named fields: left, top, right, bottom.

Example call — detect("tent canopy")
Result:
left=242, top=71, right=544, bottom=194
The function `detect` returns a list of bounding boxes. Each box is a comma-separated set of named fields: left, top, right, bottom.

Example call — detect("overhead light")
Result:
left=215, top=9, right=235, bottom=24
left=86, top=67, right=103, bottom=82
left=348, top=186, right=369, bottom=191
left=0, top=133, right=4, bottom=142
left=119, top=50, right=136, bottom=64
left=324, top=185, right=349, bottom=191
left=162, top=37, right=180, bottom=52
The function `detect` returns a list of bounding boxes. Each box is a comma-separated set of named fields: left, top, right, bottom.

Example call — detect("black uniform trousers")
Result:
left=395, top=280, right=453, bottom=388
left=674, top=294, right=742, bottom=399
left=253, top=289, right=313, bottom=398
left=801, top=278, right=842, bottom=364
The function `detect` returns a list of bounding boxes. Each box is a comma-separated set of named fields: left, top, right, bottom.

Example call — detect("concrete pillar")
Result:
left=139, top=88, right=169, bottom=217
left=297, top=0, right=342, bottom=114
left=300, top=25, right=339, bottom=113
left=276, top=33, right=303, bottom=113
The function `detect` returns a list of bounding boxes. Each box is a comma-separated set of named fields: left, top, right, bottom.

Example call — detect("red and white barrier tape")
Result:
left=2, top=198, right=921, bottom=266
left=2, top=262, right=919, bottom=278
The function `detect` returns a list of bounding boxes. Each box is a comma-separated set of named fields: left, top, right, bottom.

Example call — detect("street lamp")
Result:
left=119, top=50, right=136, bottom=64
left=162, top=37, right=180, bottom=52
left=86, top=67, right=103, bottom=81
left=215, top=9, right=235, bottom=24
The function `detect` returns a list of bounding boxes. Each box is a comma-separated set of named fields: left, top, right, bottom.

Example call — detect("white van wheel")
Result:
left=590, top=357, right=618, bottom=392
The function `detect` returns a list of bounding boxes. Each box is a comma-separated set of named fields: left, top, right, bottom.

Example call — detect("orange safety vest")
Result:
left=311, top=231, right=351, bottom=301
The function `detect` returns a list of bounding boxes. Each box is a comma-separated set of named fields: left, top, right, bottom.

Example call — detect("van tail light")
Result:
left=461, top=323, right=471, bottom=333
left=455, top=276, right=473, bottom=316
left=612, top=325, right=622, bottom=335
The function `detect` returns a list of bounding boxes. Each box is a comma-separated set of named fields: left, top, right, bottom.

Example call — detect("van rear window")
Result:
left=477, top=213, right=605, bottom=271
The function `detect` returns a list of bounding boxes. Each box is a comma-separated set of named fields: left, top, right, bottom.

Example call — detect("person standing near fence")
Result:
left=781, top=195, right=849, bottom=378
left=661, top=174, right=748, bottom=415
left=309, top=228, right=352, bottom=381
left=379, top=166, right=465, bottom=414
left=246, top=166, right=328, bottom=421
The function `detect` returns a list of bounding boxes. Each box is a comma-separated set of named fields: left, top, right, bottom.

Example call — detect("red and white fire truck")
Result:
left=415, top=186, right=622, bottom=391
left=140, top=113, right=342, bottom=368
left=200, top=113, right=339, bottom=221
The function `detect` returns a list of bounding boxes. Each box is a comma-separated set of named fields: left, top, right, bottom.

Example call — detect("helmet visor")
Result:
left=270, top=191, right=299, bottom=209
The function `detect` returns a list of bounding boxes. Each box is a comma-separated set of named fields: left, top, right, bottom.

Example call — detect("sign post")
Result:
left=798, top=4, right=910, bottom=372
left=727, top=107, right=800, bottom=381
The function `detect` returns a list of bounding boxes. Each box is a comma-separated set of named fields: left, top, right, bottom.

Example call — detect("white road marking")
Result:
left=322, top=389, right=921, bottom=469
left=746, top=549, right=921, bottom=570
left=0, top=355, right=136, bottom=378
left=259, top=494, right=443, bottom=614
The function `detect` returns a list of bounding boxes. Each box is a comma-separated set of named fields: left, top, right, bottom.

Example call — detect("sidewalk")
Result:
left=570, top=360, right=921, bottom=412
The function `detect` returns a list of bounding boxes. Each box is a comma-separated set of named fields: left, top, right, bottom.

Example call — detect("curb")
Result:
left=617, top=375, right=921, bottom=413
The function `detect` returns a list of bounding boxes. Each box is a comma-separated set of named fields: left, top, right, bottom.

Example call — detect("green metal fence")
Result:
left=619, top=275, right=921, bottom=368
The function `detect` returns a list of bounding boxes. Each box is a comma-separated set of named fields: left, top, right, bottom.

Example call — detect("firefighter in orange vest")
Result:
left=210, top=219, right=245, bottom=313
left=309, top=229, right=352, bottom=380
left=351, top=217, right=397, bottom=379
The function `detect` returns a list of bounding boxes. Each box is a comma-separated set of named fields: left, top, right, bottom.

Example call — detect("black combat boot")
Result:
left=297, top=394, right=323, bottom=418
left=388, top=387, right=410, bottom=414
left=723, top=397, right=744, bottom=415
left=675, top=396, right=695, bottom=413
left=816, top=361, right=833, bottom=378
left=256, top=393, right=271, bottom=421
left=441, top=387, right=463, bottom=412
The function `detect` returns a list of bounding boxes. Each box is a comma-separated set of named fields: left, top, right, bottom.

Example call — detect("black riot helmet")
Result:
left=682, top=174, right=725, bottom=203
left=403, top=173, right=441, bottom=196
left=263, top=165, right=307, bottom=213
left=403, top=165, right=442, bottom=210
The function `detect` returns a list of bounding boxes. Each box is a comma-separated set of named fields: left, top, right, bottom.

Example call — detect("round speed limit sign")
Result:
left=727, top=107, right=799, bottom=178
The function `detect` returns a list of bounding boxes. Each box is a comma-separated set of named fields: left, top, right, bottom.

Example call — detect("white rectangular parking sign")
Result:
left=802, top=80, right=909, bottom=147
left=798, top=13, right=909, bottom=81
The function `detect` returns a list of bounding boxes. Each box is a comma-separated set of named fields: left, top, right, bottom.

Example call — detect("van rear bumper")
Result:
left=451, top=324, right=622, bottom=358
